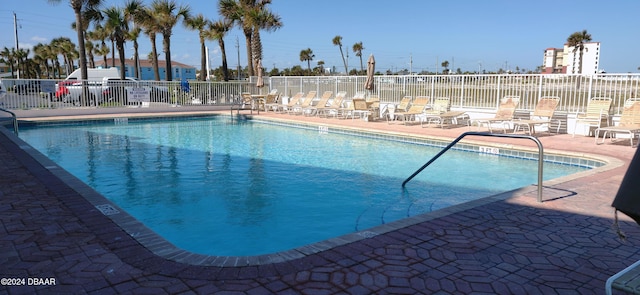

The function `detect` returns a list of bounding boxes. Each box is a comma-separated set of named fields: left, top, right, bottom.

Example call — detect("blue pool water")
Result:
left=19, top=116, right=590, bottom=256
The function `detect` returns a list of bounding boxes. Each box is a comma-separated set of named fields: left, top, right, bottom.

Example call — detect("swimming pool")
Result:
left=18, top=115, right=595, bottom=256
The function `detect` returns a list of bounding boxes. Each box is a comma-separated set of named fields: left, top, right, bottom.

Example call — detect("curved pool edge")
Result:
left=4, top=114, right=625, bottom=269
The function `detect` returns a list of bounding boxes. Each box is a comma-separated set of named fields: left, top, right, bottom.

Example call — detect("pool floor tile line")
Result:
left=2, top=107, right=640, bottom=294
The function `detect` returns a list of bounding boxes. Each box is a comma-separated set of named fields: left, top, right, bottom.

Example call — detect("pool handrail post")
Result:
left=0, top=107, right=18, bottom=136
left=401, top=131, right=544, bottom=203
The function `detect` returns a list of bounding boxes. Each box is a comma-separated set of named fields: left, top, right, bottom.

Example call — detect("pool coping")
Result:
left=7, top=113, right=625, bottom=267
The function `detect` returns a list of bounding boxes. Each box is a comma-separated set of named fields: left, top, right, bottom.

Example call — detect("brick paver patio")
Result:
left=1, top=107, right=639, bottom=294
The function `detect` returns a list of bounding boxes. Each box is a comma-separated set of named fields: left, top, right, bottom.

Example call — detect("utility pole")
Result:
left=235, top=37, right=240, bottom=80
left=451, top=57, right=454, bottom=74
left=205, top=46, right=210, bottom=81
left=409, top=54, right=413, bottom=75
left=346, top=51, right=349, bottom=75
left=14, top=12, right=20, bottom=79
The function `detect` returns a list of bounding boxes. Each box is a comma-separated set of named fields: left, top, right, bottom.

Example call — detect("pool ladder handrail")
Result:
left=402, top=131, right=544, bottom=203
left=0, top=106, right=18, bottom=136
left=231, top=102, right=256, bottom=115
left=230, top=94, right=261, bottom=116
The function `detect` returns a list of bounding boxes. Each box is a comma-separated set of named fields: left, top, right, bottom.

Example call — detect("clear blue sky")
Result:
left=1, top=0, right=638, bottom=74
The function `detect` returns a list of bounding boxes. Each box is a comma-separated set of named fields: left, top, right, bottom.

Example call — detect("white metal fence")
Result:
left=2, top=73, right=640, bottom=115
left=269, top=74, right=640, bottom=116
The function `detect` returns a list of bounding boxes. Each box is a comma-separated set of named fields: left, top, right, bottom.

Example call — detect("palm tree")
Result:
left=299, top=48, right=314, bottom=72
left=126, top=27, right=142, bottom=78
left=135, top=5, right=161, bottom=81
left=352, top=42, right=364, bottom=74
left=317, top=60, right=325, bottom=75
left=124, top=0, right=145, bottom=79
left=51, top=37, right=78, bottom=75
left=13, top=48, right=30, bottom=78
left=332, top=35, right=348, bottom=75
left=185, top=14, right=211, bottom=81
left=149, top=0, right=190, bottom=81
left=31, top=49, right=47, bottom=78
left=35, top=43, right=57, bottom=78
left=103, top=6, right=129, bottom=79
left=33, top=44, right=47, bottom=76
left=48, top=0, right=103, bottom=81
left=441, top=60, right=450, bottom=74
left=206, top=20, right=232, bottom=81
left=72, top=4, right=102, bottom=70
left=249, top=3, right=282, bottom=75
left=87, top=24, right=111, bottom=67
left=0, top=47, right=17, bottom=78
left=219, top=0, right=250, bottom=75
left=567, top=29, right=592, bottom=74
left=84, top=40, right=96, bottom=68
left=219, top=0, right=281, bottom=77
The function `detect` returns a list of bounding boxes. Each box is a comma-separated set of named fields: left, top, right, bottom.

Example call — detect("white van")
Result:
left=55, top=68, right=121, bottom=101
left=65, top=68, right=120, bottom=82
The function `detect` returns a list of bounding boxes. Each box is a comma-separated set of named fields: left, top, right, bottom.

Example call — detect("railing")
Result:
left=3, top=73, right=640, bottom=116
left=402, top=131, right=544, bottom=203
left=269, top=74, right=640, bottom=115
left=0, top=107, right=18, bottom=135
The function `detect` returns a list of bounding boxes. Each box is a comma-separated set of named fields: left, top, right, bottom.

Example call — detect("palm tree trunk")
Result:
left=163, top=33, right=172, bottom=81
left=251, top=28, right=263, bottom=72
left=55, top=60, right=61, bottom=79
left=117, top=41, right=126, bottom=79
left=73, top=8, right=87, bottom=81
left=243, top=28, right=253, bottom=77
left=219, top=39, right=229, bottom=82
left=200, top=38, right=206, bottom=81
left=111, top=38, right=116, bottom=67
left=339, top=47, right=347, bottom=75
left=150, top=35, right=160, bottom=81
left=133, top=40, right=140, bottom=79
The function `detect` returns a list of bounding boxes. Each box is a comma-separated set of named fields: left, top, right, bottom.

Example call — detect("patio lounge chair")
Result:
left=420, top=97, right=470, bottom=128
left=334, top=92, right=367, bottom=119
left=317, top=91, right=347, bottom=118
left=263, top=89, right=280, bottom=112
left=303, top=91, right=333, bottom=116
left=289, top=91, right=317, bottom=115
left=572, top=96, right=612, bottom=137
left=241, top=92, right=253, bottom=109
left=472, top=96, right=520, bottom=133
left=513, top=96, right=561, bottom=135
left=346, top=98, right=372, bottom=120
left=595, top=98, right=640, bottom=147
left=386, top=96, right=412, bottom=123
left=366, top=95, right=381, bottom=120
left=389, top=96, right=430, bottom=125
left=274, top=92, right=304, bottom=113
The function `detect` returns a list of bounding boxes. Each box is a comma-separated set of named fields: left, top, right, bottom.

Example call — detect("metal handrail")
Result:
left=0, top=107, right=18, bottom=136
left=402, top=131, right=544, bottom=202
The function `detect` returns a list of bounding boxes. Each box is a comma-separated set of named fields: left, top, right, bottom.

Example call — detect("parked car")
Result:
left=63, top=77, right=170, bottom=106
left=103, top=78, right=170, bottom=104
left=53, top=80, right=75, bottom=101
left=13, top=80, right=41, bottom=94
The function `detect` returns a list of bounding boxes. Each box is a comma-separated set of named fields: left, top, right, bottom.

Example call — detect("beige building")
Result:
left=0, top=63, right=12, bottom=78
left=542, top=42, right=600, bottom=74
